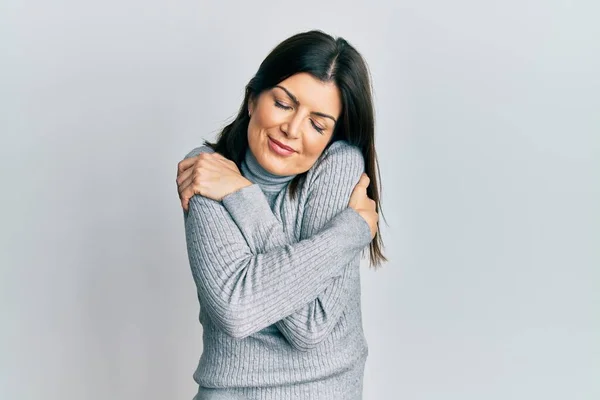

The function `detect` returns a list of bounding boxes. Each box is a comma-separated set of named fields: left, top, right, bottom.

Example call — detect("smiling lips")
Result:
left=268, top=137, right=296, bottom=156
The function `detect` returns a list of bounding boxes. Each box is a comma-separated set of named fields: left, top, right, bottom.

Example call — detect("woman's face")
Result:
left=247, top=72, right=342, bottom=176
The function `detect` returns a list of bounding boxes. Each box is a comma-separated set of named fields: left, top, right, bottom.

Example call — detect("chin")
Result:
left=265, top=162, right=289, bottom=176
left=254, top=152, right=279, bottom=173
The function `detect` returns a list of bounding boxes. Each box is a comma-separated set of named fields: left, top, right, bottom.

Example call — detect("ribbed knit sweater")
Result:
left=183, top=139, right=373, bottom=400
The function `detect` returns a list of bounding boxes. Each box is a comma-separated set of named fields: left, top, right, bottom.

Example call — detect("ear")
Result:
left=247, top=96, right=255, bottom=116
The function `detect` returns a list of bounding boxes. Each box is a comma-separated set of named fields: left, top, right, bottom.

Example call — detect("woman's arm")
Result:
left=183, top=149, right=372, bottom=340
left=219, top=141, right=366, bottom=350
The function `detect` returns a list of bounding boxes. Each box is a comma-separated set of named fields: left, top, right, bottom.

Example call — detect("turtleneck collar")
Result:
left=241, top=147, right=296, bottom=194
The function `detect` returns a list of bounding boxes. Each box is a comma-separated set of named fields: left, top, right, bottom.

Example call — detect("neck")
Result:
left=241, top=148, right=296, bottom=194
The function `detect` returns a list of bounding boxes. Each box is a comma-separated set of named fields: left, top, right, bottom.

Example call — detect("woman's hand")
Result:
left=177, top=152, right=253, bottom=211
left=348, top=173, right=379, bottom=239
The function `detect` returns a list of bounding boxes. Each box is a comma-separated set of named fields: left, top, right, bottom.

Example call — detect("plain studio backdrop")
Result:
left=1, top=1, right=598, bottom=399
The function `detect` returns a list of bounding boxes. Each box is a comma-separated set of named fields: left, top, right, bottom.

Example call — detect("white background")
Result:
left=1, top=1, right=598, bottom=399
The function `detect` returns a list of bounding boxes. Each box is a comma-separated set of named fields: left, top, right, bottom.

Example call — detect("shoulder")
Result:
left=183, top=144, right=215, bottom=160
left=181, top=145, right=219, bottom=211
left=310, top=140, right=365, bottom=177
left=181, top=145, right=220, bottom=214
left=305, top=140, right=365, bottom=190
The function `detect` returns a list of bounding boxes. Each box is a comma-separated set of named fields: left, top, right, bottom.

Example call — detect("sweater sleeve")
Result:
left=182, top=146, right=372, bottom=340
left=220, top=141, right=367, bottom=351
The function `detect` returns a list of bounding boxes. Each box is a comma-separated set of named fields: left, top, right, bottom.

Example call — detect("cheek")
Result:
left=255, top=105, right=281, bottom=128
left=302, top=136, right=329, bottom=157
left=298, top=140, right=328, bottom=168
left=248, top=111, right=269, bottom=139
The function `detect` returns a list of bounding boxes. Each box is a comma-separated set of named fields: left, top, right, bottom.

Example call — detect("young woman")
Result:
left=176, top=29, right=387, bottom=400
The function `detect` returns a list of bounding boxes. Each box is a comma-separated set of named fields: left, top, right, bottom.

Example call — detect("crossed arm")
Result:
left=183, top=141, right=371, bottom=350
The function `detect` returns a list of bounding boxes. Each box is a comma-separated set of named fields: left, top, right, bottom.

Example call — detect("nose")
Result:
left=281, top=114, right=302, bottom=139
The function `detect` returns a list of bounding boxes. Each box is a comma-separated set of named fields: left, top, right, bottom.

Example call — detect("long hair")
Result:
left=204, top=29, right=387, bottom=268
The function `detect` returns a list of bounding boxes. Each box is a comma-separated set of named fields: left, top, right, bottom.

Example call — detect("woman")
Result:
left=176, top=30, right=386, bottom=400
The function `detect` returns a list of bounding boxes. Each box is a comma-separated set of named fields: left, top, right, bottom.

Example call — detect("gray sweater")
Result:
left=183, top=139, right=372, bottom=400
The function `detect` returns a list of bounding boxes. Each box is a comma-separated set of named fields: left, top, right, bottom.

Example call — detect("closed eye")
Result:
left=274, top=100, right=291, bottom=110
left=275, top=100, right=325, bottom=134
left=311, top=120, right=325, bottom=134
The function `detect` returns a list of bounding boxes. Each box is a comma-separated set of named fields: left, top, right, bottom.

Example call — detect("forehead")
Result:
left=273, top=72, right=342, bottom=119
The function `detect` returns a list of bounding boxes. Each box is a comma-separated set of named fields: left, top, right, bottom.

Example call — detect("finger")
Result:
left=177, top=156, right=198, bottom=174
left=177, top=171, right=195, bottom=199
left=177, top=156, right=200, bottom=183
left=369, top=199, right=377, bottom=211
left=211, top=152, right=227, bottom=160
left=181, top=185, right=198, bottom=210
left=178, top=175, right=195, bottom=199
left=356, top=173, right=370, bottom=189
left=210, top=152, right=239, bottom=172
left=176, top=165, right=195, bottom=186
left=181, top=185, right=197, bottom=208
left=196, top=154, right=229, bottom=172
left=181, top=157, right=222, bottom=184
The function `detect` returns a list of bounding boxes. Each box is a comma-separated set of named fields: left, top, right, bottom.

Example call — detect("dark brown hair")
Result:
left=204, top=29, right=387, bottom=268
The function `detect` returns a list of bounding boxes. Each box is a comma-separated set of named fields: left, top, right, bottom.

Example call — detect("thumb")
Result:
left=356, top=173, right=370, bottom=189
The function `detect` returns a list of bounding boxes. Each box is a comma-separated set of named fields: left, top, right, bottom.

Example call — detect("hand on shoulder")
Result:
left=177, top=145, right=252, bottom=210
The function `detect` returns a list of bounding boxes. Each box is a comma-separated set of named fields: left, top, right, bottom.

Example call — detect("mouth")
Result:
left=268, top=137, right=297, bottom=155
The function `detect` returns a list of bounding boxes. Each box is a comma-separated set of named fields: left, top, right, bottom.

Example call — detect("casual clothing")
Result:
left=183, top=140, right=372, bottom=400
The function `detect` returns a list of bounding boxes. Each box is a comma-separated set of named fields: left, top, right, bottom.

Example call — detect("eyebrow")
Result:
left=274, top=85, right=337, bottom=124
